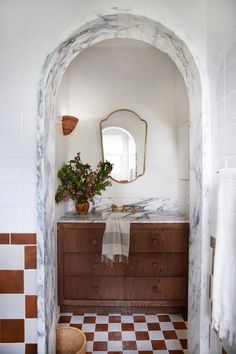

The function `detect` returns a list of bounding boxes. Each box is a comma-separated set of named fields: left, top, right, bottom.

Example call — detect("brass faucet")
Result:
left=111, top=204, right=137, bottom=214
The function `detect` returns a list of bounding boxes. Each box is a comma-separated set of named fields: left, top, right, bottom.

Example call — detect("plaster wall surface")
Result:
left=56, top=39, right=189, bottom=206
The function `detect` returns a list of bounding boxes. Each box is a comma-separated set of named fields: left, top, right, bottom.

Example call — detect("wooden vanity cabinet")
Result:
left=57, top=222, right=189, bottom=314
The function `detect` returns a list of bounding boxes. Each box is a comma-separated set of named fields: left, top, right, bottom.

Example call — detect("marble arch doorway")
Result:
left=37, top=13, right=210, bottom=354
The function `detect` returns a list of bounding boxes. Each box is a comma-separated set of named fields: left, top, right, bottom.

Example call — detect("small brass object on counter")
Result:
left=111, top=204, right=118, bottom=213
left=121, top=205, right=128, bottom=213
left=111, top=204, right=137, bottom=214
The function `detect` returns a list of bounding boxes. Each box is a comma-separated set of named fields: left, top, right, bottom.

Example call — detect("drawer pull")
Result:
left=93, top=286, right=98, bottom=293
left=92, top=239, right=98, bottom=245
left=92, top=263, right=98, bottom=270
left=152, top=263, right=158, bottom=268
left=152, top=239, right=158, bottom=245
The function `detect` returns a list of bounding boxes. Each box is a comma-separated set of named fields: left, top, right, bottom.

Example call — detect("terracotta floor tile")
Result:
left=70, top=324, right=82, bottom=329
left=122, top=323, right=135, bottom=331
left=152, top=340, right=167, bottom=350
left=169, top=351, right=184, bottom=354
left=109, top=315, right=121, bottom=323
left=95, top=324, right=108, bottom=331
left=58, top=316, right=71, bottom=323
left=84, top=316, right=96, bottom=323
left=163, top=330, right=178, bottom=339
left=25, top=343, right=37, bottom=354
left=180, top=339, right=187, bottom=349
left=0, top=234, right=9, bottom=244
left=134, top=315, right=146, bottom=322
left=0, top=270, right=23, bottom=294
left=11, top=233, right=36, bottom=244
left=173, top=321, right=187, bottom=329
left=135, top=331, right=149, bottom=340
left=0, top=319, right=24, bottom=343
left=93, top=341, right=107, bottom=351
left=25, top=295, right=37, bottom=318
left=147, top=322, right=161, bottom=330
left=108, top=331, right=122, bottom=341
left=122, top=340, right=137, bottom=350
left=25, top=246, right=37, bottom=269
left=158, top=314, right=171, bottom=322
left=84, top=332, right=94, bottom=341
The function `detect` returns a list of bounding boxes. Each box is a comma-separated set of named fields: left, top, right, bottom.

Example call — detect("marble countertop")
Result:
left=57, top=210, right=189, bottom=223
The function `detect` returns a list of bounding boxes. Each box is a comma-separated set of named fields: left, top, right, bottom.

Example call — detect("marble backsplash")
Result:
left=65, top=197, right=189, bottom=216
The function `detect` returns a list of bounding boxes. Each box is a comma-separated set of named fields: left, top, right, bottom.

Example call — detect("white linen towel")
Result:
left=102, top=213, right=130, bottom=266
left=212, top=169, right=236, bottom=350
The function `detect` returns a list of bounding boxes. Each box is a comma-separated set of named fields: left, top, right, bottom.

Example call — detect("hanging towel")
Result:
left=212, top=169, right=236, bottom=350
left=102, top=213, right=130, bottom=266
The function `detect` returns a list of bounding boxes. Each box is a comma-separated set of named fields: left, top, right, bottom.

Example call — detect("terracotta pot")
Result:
left=75, top=201, right=89, bottom=215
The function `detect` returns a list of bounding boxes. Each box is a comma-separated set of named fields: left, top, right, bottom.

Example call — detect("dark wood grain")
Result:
left=57, top=222, right=189, bottom=313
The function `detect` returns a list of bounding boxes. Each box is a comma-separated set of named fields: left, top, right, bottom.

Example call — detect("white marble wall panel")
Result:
left=37, top=13, right=210, bottom=354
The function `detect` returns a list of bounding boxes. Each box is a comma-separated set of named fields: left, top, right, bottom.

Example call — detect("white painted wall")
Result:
left=56, top=38, right=189, bottom=207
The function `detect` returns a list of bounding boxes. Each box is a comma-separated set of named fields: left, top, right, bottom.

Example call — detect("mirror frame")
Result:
left=100, top=109, right=148, bottom=183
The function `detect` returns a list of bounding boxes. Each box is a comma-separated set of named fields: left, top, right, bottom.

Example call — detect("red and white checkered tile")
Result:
left=58, top=313, right=187, bottom=353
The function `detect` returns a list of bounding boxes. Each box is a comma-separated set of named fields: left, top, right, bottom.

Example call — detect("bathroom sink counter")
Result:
left=57, top=210, right=189, bottom=223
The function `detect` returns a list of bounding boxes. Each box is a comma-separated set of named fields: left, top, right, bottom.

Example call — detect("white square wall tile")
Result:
left=0, top=245, right=23, bottom=270
left=216, top=72, right=224, bottom=102
left=24, top=270, right=37, bottom=295
left=0, top=294, right=25, bottom=318
left=225, top=124, right=236, bottom=155
left=0, top=183, right=23, bottom=208
left=0, top=344, right=25, bottom=354
left=0, top=207, right=23, bottom=232
left=0, top=60, right=24, bottom=84
left=226, top=90, right=236, bottom=125
left=226, top=60, right=236, bottom=95
left=23, top=184, right=36, bottom=208
left=22, top=208, right=37, bottom=232
left=0, top=158, right=23, bottom=183
left=0, top=108, right=23, bottom=133
left=0, top=84, right=23, bottom=108
left=0, top=133, right=22, bottom=158
left=25, top=319, right=37, bottom=343
left=23, top=158, right=36, bottom=183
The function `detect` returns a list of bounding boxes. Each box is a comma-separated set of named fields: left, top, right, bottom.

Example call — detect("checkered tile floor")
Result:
left=58, top=313, right=187, bottom=353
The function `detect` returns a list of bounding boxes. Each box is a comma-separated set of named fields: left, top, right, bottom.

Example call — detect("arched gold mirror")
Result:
left=100, top=109, right=147, bottom=183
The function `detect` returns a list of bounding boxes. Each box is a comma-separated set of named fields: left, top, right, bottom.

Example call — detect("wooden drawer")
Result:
left=64, top=276, right=124, bottom=300
left=126, top=253, right=188, bottom=276
left=63, top=252, right=188, bottom=277
left=130, top=229, right=188, bottom=253
left=125, top=277, right=187, bottom=300
left=64, top=253, right=125, bottom=276
left=63, top=228, right=103, bottom=253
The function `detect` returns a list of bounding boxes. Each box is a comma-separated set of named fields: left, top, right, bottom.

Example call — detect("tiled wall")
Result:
left=0, top=233, right=37, bottom=354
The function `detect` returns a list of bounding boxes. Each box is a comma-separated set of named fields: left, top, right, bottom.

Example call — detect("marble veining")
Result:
left=37, top=13, right=210, bottom=354
left=58, top=210, right=189, bottom=224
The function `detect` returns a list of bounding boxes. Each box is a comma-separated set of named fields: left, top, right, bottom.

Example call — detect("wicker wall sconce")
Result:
left=62, top=115, right=79, bottom=135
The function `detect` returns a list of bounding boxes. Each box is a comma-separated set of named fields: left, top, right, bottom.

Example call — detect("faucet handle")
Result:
left=111, top=204, right=118, bottom=213
left=121, top=205, right=128, bottom=213
left=131, top=205, right=137, bottom=214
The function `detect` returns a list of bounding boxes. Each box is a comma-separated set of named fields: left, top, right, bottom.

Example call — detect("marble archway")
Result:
left=37, top=14, right=210, bottom=354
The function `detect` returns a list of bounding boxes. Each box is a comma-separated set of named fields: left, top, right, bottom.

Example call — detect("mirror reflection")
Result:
left=100, top=109, right=147, bottom=183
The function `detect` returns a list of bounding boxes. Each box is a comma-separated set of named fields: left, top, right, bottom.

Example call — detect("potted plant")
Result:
left=55, top=153, right=113, bottom=215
